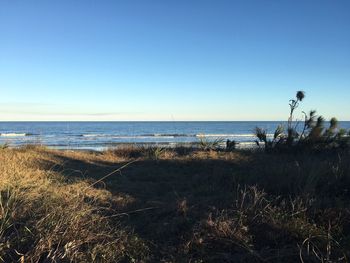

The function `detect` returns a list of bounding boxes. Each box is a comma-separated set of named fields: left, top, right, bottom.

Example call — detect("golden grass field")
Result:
left=1, top=145, right=350, bottom=262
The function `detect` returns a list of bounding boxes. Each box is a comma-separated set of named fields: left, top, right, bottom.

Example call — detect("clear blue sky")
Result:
left=0, top=0, right=349, bottom=121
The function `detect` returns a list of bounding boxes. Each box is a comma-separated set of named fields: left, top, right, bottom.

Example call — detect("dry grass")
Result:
left=0, top=146, right=148, bottom=262
left=1, top=145, right=350, bottom=262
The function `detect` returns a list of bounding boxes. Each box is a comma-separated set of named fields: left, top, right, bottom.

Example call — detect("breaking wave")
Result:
left=80, top=133, right=274, bottom=138
left=0, top=133, right=27, bottom=137
left=0, top=133, right=39, bottom=137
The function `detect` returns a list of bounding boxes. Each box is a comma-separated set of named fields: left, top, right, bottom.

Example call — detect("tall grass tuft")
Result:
left=198, top=136, right=224, bottom=151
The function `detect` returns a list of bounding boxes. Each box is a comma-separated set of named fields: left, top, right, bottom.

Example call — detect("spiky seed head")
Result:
left=296, top=91, right=305, bottom=101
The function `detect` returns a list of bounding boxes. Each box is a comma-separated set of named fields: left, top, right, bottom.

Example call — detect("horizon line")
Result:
left=1, top=120, right=350, bottom=122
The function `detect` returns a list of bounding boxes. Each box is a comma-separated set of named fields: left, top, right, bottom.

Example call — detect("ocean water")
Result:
left=1, top=121, right=350, bottom=150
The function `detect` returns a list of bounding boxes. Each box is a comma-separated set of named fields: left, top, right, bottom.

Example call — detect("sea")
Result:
left=1, top=121, right=350, bottom=151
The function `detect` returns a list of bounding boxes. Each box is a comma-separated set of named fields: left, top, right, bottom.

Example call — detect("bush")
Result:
left=226, top=139, right=237, bottom=151
left=198, top=136, right=224, bottom=151
left=255, top=91, right=350, bottom=153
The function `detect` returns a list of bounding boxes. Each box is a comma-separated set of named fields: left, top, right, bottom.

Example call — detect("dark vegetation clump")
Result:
left=198, top=136, right=225, bottom=151
left=226, top=139, right=237, bottom=151
left=255, top=91, right=350, bottom=153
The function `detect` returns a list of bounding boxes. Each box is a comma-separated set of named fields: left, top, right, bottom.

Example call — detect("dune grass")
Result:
left=1, top=145, right=350, bottom=262
left=0, top=146, right=148, bottom=262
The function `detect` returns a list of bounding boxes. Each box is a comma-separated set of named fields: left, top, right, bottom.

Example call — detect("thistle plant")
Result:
left=255, top=91, right=349, bottom=152
left=288, top=91, right=305, bottom=130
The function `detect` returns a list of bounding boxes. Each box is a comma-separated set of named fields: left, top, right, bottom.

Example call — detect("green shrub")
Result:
left=198, top=136, right=224, bottom=151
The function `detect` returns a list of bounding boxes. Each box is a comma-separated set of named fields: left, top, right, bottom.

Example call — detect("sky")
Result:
left=0, top=0, right=349, bottom=121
